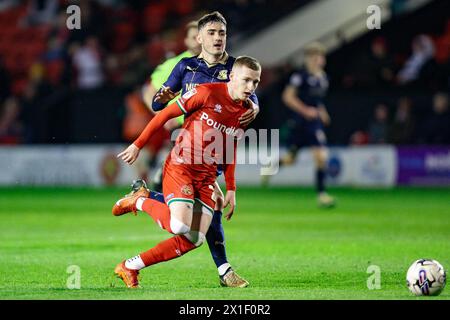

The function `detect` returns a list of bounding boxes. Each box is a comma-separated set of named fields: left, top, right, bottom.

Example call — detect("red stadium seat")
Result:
left=11, top=77, right=28, bottom=96
left=146, top=38, right=166, bottom=67
left=169, top=0, right=194, bottom=16
left=142, top=3, right=168, bottom=35
left=111, top=22, right=136, bottom=53
left=45, top=59, right=65, bottom=85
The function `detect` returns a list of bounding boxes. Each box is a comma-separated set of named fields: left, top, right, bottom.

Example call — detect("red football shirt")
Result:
left=134, top=83, right=250, bottom=190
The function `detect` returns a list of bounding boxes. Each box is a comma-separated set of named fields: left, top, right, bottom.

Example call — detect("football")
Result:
left=406, top=259, right=446, bottom=296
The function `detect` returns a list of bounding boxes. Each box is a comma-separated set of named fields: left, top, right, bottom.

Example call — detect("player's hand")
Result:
left=223, top=190, right=236, bottom=220
left=318, top=109, right=331, bottom=126
left=117, top=144, right=140, bottom=165
left=239, top=100, right=259, bottom=126
left=154, top=86, right=178, bottom=104
left=302, top=107, right=319, bottom=121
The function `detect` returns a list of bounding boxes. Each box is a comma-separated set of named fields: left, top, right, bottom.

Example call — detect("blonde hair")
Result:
left=234, top=56, right=261, bottom=71
left=304, top=42, right=326, bottom=56
left=185, top=20, right=198, bottom=34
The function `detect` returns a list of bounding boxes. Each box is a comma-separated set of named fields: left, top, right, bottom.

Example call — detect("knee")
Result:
left=185, top=231, right=206, bottom=247
left=170, top=217, right=190, bottom=235
left=282, top=152, right=296, bottom=165
left=314, top=149, right=328, bottom=169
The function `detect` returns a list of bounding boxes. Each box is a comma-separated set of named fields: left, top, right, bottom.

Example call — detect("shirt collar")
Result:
left=197, top=51, right=229, bottom=67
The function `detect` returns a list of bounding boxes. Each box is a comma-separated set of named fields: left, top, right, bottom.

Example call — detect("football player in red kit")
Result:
left=112, top=56, right=261, bottom=288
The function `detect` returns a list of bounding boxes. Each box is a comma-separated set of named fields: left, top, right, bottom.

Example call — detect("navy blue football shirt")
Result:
left=151, top=52, right=259, bottom=111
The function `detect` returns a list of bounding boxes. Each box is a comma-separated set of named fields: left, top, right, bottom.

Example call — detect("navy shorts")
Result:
left=286, top=118, right=327, bottom=151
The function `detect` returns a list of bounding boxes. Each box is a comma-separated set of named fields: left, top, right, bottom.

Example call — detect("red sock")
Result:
left=141, top=198, right=172, bottom=232
left=139, top=235, right=196, bottom=267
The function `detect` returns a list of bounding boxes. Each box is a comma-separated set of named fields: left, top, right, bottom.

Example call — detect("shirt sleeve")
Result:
left=152, top=59, right=185, bottom=111
left=249, top=92, right=259, bottom=106
left=175, top=86, right=208, bottom=114
left=289, top=72, right=302, bottom=88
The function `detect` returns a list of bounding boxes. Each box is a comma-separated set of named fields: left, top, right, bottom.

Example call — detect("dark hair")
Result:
left=234, top=56, right=261, bottom=71
left=198, top=11, right=227, bottom=30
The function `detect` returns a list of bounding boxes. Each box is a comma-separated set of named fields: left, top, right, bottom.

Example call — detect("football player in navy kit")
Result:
left=266, top=42, right=335, bottom=208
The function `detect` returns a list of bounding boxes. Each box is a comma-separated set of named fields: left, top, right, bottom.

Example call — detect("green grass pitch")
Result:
left=0, top=186, right=449, bottom=300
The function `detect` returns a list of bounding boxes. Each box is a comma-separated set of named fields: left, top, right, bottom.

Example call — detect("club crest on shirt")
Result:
left=181, top=185, right=193, bottom=196
left=217, top=70, right=228, bottom=80
left=214, top=104, right=222, bottom=113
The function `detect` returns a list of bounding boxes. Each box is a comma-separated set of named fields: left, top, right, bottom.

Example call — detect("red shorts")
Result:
left=162, top=161, right=216, bottom=216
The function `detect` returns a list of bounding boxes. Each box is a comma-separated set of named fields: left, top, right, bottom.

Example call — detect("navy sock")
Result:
left=149, top=190, right=165, bottom=203
left=206, top=210, right=228, bottom=268
left=316, top=169, right=325, bottom=193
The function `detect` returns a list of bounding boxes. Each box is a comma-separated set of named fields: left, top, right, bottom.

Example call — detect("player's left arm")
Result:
left=238, top=93, right=259, bottom=126
left=318, top=104, right=331, bottom=126
left=223, top=140, right=238, bottom=220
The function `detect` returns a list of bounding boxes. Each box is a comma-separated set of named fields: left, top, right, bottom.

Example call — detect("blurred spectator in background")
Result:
left=368, top=103, right=390, bottom=144
left=121, top=44, right=152, bottom=89
left=21, top=0, right=58, bottom=26
left=388, top=97, right=415, bottom=144
left=0, top=0, right=19, bottom=11
left=357, top=37, right=396, bottom=88
left=420, top=92, right=450, bottom=144
left=0, top=96, right=22, bottom=144
left=349, top=130, right=369, bottom=145
left=397, top=34, right=435, bottom=85
left=21, top=63, right=52, bottom=143
left=71, top=36, right=105, bottom=89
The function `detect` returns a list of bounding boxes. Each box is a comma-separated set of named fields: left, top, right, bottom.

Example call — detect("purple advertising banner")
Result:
left=397, top=146, right=450, bottom=186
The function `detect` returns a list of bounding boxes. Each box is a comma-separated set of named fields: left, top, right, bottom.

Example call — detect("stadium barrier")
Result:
left=0, top=145, right=448, bottom=187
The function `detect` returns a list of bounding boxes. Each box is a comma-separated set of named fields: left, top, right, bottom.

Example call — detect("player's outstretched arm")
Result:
left=117, top=102, right=183, bottom=165
left=117, top=144, right=140, bottom=165
left=153, top=86, right=178, bottom=106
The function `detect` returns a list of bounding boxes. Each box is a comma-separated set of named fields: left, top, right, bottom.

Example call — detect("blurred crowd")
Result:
left=350, top=92, right=450, bottom=145
left=341, top=30, right=450, bottom=145
left=0, top=0, right=449, bottom=146
left=0, top=0, right=301, bottom=144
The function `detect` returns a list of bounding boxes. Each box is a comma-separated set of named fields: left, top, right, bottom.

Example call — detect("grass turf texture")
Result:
left=0, top=186, right=448, bottom=300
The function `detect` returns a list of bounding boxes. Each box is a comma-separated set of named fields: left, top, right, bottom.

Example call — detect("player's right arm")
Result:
left=151, top=59, right=185, bottom=111
left=117, top=103, right=184, bottom=165
left=282, top=73, right=319, bottom=120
